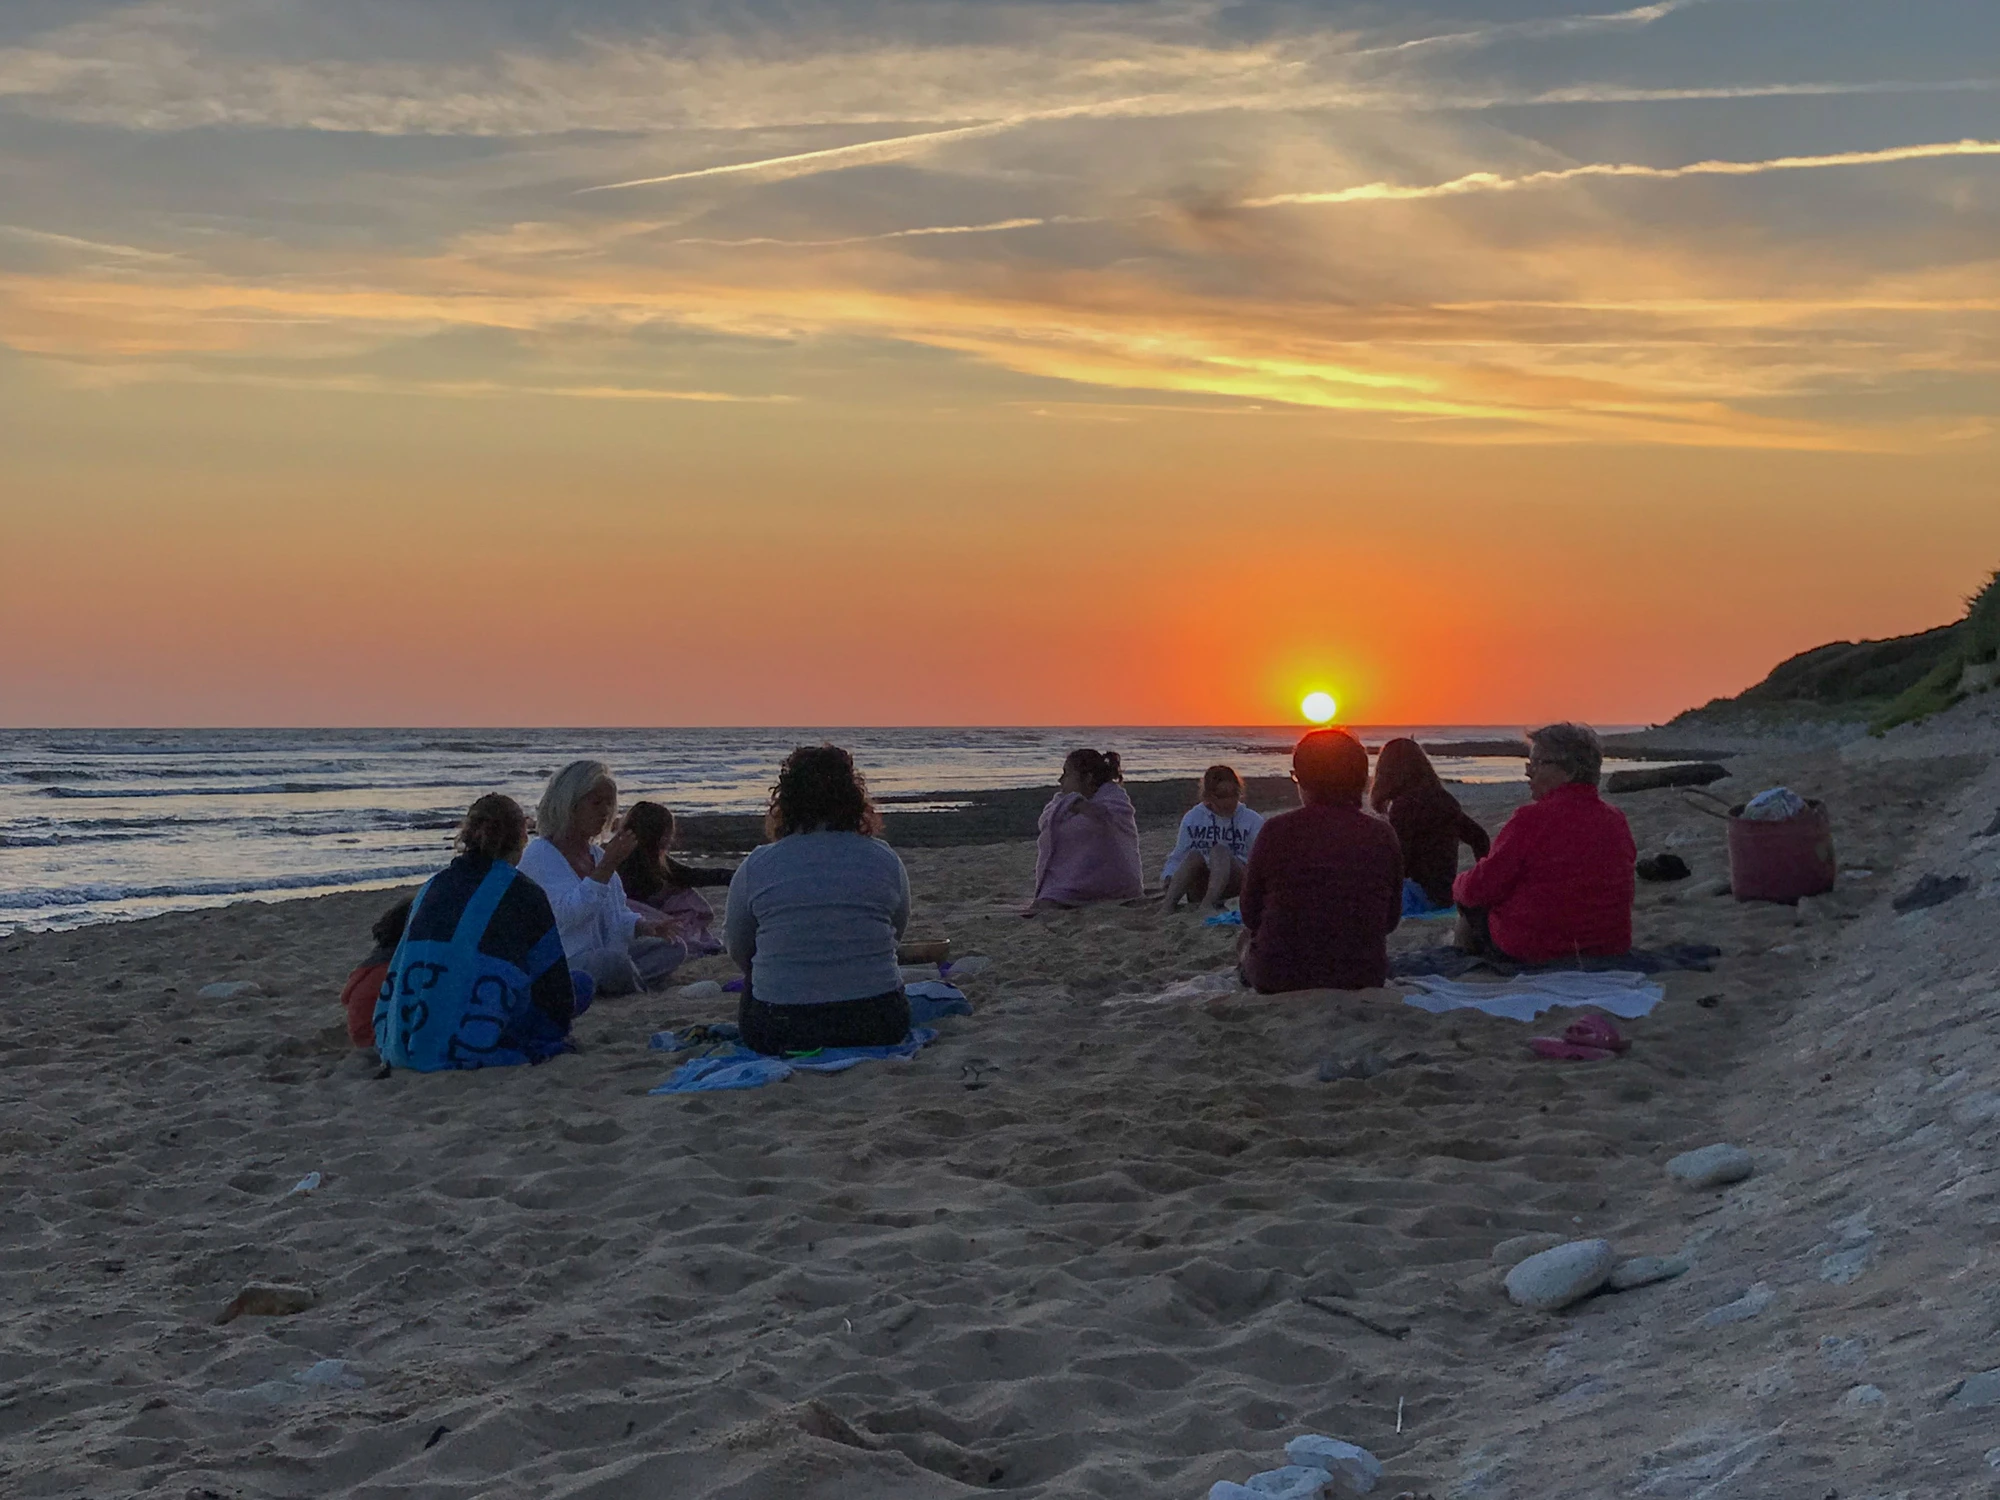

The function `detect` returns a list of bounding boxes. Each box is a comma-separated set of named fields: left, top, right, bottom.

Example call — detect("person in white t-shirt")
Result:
left=1161, top=764, right=1265, bottom=916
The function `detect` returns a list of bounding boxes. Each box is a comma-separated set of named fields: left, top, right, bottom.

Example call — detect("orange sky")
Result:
left=2, top=0, right=1996, bottom=727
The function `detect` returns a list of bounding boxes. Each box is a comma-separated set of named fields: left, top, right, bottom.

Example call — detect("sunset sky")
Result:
left=2, top=0, right=1996, bottom=727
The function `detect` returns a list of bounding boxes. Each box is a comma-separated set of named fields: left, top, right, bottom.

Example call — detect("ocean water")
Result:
left=0, top=726, right=1581, bottom=934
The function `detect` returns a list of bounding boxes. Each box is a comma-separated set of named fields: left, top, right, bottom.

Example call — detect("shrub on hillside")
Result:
left=1875, top=569, right=2000, bottom=731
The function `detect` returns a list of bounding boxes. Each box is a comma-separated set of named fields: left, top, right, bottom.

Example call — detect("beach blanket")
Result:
left=904, top=980, right=973, bottom=1024
left=375, top=855, right=582, bottom=1072
left=649, top=983, right=970, bottom=1056
left=1032, top=785, right=1145, bottom=906
left=1400, top=971, right=1664, bottom=1022
left=1391, top=942, right=1720, bottom=979
left=650, top=1028, right=939, bottom=1094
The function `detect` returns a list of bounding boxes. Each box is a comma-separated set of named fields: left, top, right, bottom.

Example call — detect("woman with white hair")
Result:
left=1451, top=722, right=1636, bottom=963
left=518, top=759, right=687, bottom=996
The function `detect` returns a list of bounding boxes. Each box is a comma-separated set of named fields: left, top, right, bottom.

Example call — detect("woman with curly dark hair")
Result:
left=725, top=745, right=911, bottom=1055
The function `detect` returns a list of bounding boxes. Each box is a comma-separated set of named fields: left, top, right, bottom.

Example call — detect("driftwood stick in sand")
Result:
left=1301, top=1295, right=1410, bottom=1340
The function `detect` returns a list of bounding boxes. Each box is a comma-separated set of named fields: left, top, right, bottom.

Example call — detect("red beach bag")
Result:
left=1725, top=799, right=1837, bottom=904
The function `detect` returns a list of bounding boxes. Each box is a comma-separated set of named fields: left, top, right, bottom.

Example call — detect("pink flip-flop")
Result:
left=1529, top=1037, right=1616, bottom=1061
left=1564, top=1014, right=1630, bottom=1054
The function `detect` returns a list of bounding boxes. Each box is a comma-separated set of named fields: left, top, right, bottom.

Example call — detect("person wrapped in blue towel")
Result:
left=375, top=794, right=589, bottom=1072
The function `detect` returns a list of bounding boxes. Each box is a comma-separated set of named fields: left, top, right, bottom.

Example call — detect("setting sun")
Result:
left=1301, top=691, right=1338, bottom=725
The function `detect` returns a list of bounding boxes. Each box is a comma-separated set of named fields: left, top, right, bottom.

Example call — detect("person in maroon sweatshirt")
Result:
left=1452, top=722, right=1636, bottom=964
left=1237, top=729, right=1405, bottom=993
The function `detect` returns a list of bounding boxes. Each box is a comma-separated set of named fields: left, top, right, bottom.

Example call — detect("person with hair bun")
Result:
left=725, top=745, right=913, bottom=1055
left=1027, top=747, right=1145, bottom=911
left=1237, top=729, right=1405, bottom=993
left=517, top=759, right=687, bottom=996
left=373, top=794, right=589, bottom=1072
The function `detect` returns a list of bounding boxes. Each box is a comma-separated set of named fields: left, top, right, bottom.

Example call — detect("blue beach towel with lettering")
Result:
left=374, top=854, right=585, bottom=1072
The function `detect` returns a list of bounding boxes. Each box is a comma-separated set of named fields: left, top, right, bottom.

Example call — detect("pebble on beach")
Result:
left=1608, top=1255, right=1690, bottom=1292
left=1951, top=1369, right=2000, bottom=1409
left=1504, top=1239, right=1616, bottom=1311
left=1245, top=1466, right=1336, bottom=1498
left=1666, top=1143, right=1754, bottom=1189
left=1700, top=1283, right=1774, bottom=1329
left=1282, top=1436, right=1384, bottom=1494
left=215, top=1283, right=317, bottom=1325
left=1210, top=1465, right=1337, bottom=1499
left=197, top=981, right=264, bottom=1001
left=1489, top=1232, right=1566, bottom=1268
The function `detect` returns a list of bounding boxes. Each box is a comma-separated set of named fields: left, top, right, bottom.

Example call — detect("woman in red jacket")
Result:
left=1452, top=722, right=1636, bottom=964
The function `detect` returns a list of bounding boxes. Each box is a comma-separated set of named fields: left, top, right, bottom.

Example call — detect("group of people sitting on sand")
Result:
left=345, top=723, right=1637, bottom=1073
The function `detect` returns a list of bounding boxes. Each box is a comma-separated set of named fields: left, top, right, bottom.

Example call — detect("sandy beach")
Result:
left=3, top=708, right=1997, bottom=1498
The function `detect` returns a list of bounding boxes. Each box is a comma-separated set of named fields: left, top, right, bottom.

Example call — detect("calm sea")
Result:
left=0, top=726, right=1600, bottom=933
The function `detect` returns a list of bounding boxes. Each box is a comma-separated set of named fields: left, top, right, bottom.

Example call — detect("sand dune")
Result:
left=0, top=722, right=1992, bottom=1497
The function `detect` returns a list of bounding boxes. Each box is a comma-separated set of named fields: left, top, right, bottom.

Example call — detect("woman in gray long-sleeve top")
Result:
left=727, top=745, right=912, bottom=1055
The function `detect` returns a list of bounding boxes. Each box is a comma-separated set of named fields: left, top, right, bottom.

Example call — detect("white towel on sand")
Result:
left=1400, top=971, right=1664, bottom=1022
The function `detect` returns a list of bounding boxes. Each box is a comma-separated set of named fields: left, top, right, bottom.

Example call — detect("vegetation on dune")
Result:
left=1874, top=568, right=2000, bottom=731
left=1668, top=564, right=2000, bottom=732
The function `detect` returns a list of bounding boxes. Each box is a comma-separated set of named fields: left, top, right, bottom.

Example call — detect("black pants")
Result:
left=738, top=988, right=910, bottom=1056
left=1455, top=904, right=1521, bottom=964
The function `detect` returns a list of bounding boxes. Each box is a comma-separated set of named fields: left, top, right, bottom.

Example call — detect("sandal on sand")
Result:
left=1529, top=1038, right=1616, bottom=1061
left=1529, top=1013, right=1629, bottom=1062
left=1564, top=1013, right=1631, bottom=1053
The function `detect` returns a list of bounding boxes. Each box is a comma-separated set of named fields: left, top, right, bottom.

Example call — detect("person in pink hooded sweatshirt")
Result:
left=1027, top=748, right=1145, bottom=912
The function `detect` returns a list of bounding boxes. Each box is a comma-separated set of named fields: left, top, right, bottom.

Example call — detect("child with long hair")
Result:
left=1369, top=737, right=1490, bottom=914
left=1160, top=765, right=1263, bottom=915
left=615, top=801, right=734, bottom=956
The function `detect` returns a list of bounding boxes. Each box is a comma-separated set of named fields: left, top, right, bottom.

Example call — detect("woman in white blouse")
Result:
left=517, top=760, right=686, bottom=996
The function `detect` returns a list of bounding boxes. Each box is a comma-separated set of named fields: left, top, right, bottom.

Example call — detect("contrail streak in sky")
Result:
left=670, top=217, right=1096, bottom=248
left=1244, top=139, right=2000, bottom=208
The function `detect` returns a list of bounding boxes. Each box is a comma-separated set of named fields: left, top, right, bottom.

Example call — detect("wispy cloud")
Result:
left=1, top=0, right=1993, bottom=458
left=1352, top=0, right=1714, bottom=58
left=42, top=359, right=797, bottom=403
left=668, top=217, right=1086, bottom=248
left=1245, top=138, right=2000, bottom=208
left=0, top=225, right=182, bottom=262
left=581, top=121, right=1031, bottom=193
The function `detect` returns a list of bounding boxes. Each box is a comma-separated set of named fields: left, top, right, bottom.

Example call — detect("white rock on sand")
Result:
left=1503, top=1240, right=1616, bottom=1311
left=1607, top=1255, right=1689, bottom=1291
left=1700, top=1282, right=1775, bottom=1328
left=1490, top=1232, right=1566, bottom=1267
left=1665, top=1142, right=1755, bottom=1188
left=196, top=980, right=264, bottom=1000
left=1210, top=1467, right=1333, bottom=1499
left=1282, top=1435, right=1383, bottom=1493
